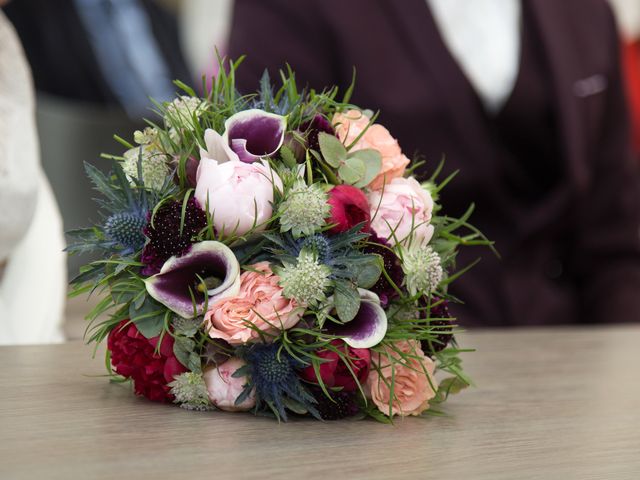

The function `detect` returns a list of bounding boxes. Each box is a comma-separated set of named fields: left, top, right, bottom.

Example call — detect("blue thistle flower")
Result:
left=104, top=211, right=147, bottom=254
left=299, top=234, right=332, bottom=264
left=241, top=343, right=318, bottom=420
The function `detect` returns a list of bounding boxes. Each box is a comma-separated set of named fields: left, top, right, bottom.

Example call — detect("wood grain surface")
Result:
left=1, top=325, right=639, bottom=480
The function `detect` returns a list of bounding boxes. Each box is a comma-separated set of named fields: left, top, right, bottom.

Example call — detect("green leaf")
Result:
left=318, top=132, right=347, bottom=168
left=129, top=297, right=165, bottom=338
left=338, top=157, right=366, bottom=185
left=173, top=336, right=195, bottom=369
left=334, top=280, right=361, bottom=323
left=282, top=397, right=308, bottom=415
left=354, top=259, right=382, bottom=289
left=280, top=145, right=297, bottom=169
left=349, top=149, right=382, bottom=188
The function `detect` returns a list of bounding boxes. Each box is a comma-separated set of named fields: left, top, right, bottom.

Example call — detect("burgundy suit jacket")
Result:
left=229, top=0, right=640, bottom=326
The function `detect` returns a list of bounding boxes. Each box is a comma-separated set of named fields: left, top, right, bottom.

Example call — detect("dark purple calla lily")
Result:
left=223, top=109, right=287, bottom=163
left=145, top=241, right=240, bottom=318
left=325, top=289, right=388, bottom=348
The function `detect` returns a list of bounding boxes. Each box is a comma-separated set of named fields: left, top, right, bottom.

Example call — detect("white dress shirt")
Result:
left=426, top=0, right=522, bottom=113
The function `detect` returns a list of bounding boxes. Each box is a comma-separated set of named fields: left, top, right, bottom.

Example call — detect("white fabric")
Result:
left=427, top=0, right=522, bottom=113
left=608, top=0, right=640, bottom=40
left=0, top=12, right=66, bottom=345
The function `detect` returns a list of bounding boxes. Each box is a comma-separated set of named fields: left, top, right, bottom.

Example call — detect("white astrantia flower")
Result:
left=122, top=145, right=170, bottom=191
left=133, top=127, right=159, bottom=146
left=278, top=180, right=331, bottom=238
left=168, top=372, right=214, bottom=411
left=275, top=249, right=332, bottom=306
left=165, top=95, right=205, bottom=123
left=402, top=245, right=444, bottom=295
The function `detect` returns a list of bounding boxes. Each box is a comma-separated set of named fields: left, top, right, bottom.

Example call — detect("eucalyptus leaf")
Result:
left=354, top=260, right=382, bottom=289
left=349, top=149, right=382, bottom=188
left=318, top=132, right=346, bottom=168
left=339, top=157, right=366, bottom=185
left=334, top=280, right=361, bottom=322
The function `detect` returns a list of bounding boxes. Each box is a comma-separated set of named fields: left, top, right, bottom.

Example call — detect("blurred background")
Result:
left=0, top=0, right=639, bottom=343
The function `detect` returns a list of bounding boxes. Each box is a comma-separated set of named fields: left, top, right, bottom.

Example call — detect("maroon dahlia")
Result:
left=141, top=197, right=207, bottom=275
left=107, top=320, right=187, bottom=402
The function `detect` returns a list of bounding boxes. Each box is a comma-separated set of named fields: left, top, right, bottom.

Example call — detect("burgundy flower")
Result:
left=363, top=234, right=403, bottom=306
left=141, top=197, right=207, bottom=275
left=419, top=297, right=454, bottom=355
left=327, top=185, right=371, bottom=234
left=311, top=388, right=360, bottom=420
left=300, top=340, right=370, bottom=392
left=107, top=320, right=188, bottom=402
left=300, top=114, right=335, bottom=152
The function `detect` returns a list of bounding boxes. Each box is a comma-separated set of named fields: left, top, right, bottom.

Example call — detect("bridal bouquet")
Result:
left=69, top=59, right=489, bottom=421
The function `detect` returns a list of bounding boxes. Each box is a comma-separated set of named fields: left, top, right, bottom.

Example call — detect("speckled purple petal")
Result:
left=325, top=289, right=388, bottom=348
left=224, top=109, right=286, bottom=163
left=145, top=241, right=240, bottom=318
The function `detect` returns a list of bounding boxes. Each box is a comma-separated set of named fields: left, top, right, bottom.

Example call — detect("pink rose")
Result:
left=195, top=157, right=282, bottom=236
left=366, top=340, right=437, bottom=417
left=204, top=262, right=302, bottom=345
left=333, top=109, right=409, bottom=191
left=203, top=357, right=255, bottom=411
left=367, top=177, right=434, bottom=246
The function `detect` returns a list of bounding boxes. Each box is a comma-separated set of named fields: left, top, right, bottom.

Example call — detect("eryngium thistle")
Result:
left=242, top=343, right=318, bottom=420
left=402, top=245, right=443, bottom=295
left=104, top=211, right=147, bottom=252
left=168, top=372, right=214, bottom=411
left=278, top=180, right=330, bottom=238
left=276, top=249, right=332, bottom=306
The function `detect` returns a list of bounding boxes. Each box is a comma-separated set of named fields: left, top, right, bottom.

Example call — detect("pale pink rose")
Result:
left=203, top=357, right=255, bottom=411
left=366, top=340, right=437, bottom=417
left=333, top=109, right=410, bottom=191
left=204, top=262, right=302, bottom=345
left=195, top=156, right=282, bottom=236
left=367, top=177, right=434, bottom=246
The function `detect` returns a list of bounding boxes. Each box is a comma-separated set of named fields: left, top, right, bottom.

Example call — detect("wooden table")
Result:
left=1, top=326, right=639, bottom=479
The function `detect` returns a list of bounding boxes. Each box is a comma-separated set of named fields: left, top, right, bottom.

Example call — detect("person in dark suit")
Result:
left=228, top=0, right=640, bottom=326
left=3, top=0, right=192, bottom=117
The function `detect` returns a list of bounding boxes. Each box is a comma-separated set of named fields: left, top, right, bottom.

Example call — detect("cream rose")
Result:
left=333, top=109, right=409, bottom=190
left=203, top=357, right=255, bottom=411
left=367, top=177, right=435, bottom=247
left=366, top=340, right=437, bottom=416
left=203, top=262, right=302, bottom=345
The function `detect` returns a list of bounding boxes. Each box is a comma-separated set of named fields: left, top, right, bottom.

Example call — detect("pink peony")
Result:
left=203, top=357, right=255, bottom=411
left=195, top=153, right=282, bottom=236
left=333, top=109, right=409, bottom=191
left=366, top=340, right=437, bottom=416
left=203, top=262, right=302, bottom=345
left=367, top=177, right=434, bottom=247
